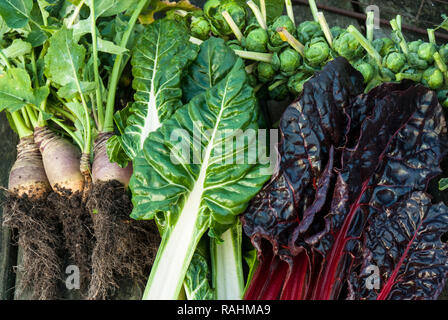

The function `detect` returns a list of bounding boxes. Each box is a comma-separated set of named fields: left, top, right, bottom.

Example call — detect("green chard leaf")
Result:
left=107, top=135, right=130, bottom=168
left=184, top=236, right=214, bottom=300
left=131, top=57, right=272, bottom=299
left=120, top=19, right=198, bottom=160
left=182, top=37, right=238, bottom=103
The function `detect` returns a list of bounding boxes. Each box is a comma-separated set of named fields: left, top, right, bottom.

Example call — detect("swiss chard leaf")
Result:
left=347, top=192, right=448, bottom=300
left=120, top=19, right=198, bottom=160
left=131, top=58, right=271, bottom=299
left=242, top=59, right=448, bottom=301
left=182, top=37, right=238, bottom=103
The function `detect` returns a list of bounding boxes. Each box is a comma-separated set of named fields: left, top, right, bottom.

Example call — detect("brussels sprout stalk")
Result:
left=434, top=52, right=448, bottom=84
left=390, top=17, right=409, bottom=56
left=366, top=11, right=374, bottom=42
left=234, top=49, right=273, bottom=63
left=268, top=79, right=287, bottom=91
left=174, top=9, right=188, bottom=17
left=317, top=12, right=333, bottom=48
left=277, top=27, right=305, bottom=57
left=247, top=0, right=267, bottom=30
left=285, top=0, right=296, bottom=27
left=222, top=10, right=244, bottom=42
left=189, top=36, right=204, bottom=45
left=260, top=0, right=267, bottom=25
left=347, top=25, right=382, bottom=67
left=308, top=0, right=319, bottom=22
left=428, top=28, right=436, bottom=45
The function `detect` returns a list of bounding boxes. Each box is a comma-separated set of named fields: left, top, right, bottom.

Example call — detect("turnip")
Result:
left=2, top=111, right=63, bottom=300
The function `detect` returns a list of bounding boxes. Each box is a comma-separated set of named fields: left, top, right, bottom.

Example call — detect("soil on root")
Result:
left=86, top=180, right=160, bottom=300
left=47, top=186, right=94, bottom=295
left=1, top=193, right=64, bottom=300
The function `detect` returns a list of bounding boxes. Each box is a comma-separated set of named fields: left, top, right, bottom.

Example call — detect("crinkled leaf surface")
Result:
left=242, top=59, right=448, bottom=301
left=347, top=192, right=448, bottom=300
left=130, top=58, right=271, bottom=236
left=182, top=37, right=238, bottom=103
left=120, top=19, right=198, bottom=160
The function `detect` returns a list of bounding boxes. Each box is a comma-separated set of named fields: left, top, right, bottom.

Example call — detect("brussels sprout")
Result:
left=418, top=42, right=437, bottom=64
left=333, top=31, right=364, bottom=61
left=245, top=28, right=268, bottom=52
left=437, top=89, right=448, bottom=108
left=373, top=38, right=395, bottom=57
left=384, top=51, right=406, bottom=73
left=408, top=40, right=423, bottom=54
left=190, top=16, right=211, bottom=40
left=297, top=21, right=323, bottom=44
left=204, top=0, right=247, bottom=36
left=422, top=67, right=444, bottom=89
left=248, top=73, right=258, bottom=87
left=354, top=61, right=374, bottom=83
left=257, top=62, right=276, bottom=83
left=269, top=81, right=290, bottom=100
left=407, top=52, right=428, bottom=70
left=330, top=26, right=345, bottom=39
left=269, top=15, right=296, bottom=47
left=288, top=71, right=310, bottom=95
left=279, top=48, right=302, bottom=76
left=439, top=44, right=448, bottom=64
left=304, top=37, right=330, bottom=67
left=225, top=39, right=242, bottom=51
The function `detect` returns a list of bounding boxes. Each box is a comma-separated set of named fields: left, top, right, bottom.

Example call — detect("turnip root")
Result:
left=87, top=133, right=159, bottom=300
left=92, top=133, right=133, bottom=187
left=2, top=136, right=63, bottom=300
left=34, top=126, right=84, bottom=194
left=33, top=126, right=93, bottom=293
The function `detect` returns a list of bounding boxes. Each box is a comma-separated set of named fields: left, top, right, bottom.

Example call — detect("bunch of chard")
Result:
left=242, top=57, right=448, bottom=300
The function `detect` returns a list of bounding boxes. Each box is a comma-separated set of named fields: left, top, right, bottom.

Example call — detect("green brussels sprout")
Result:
left=297, top=21, right=324, bottom=44
left=330, top=26, right=345, bottom=39
left=373, top=38, right=395, bottom=57
left=407, top=52, right=428, bottom=70
left=418, top=42, right=437, bottom=64
left=269, top=82, right=290, bottom=100
left=204, top=0, right=247, bottom=36
left=408, top=40, right=423, bottom=54
left=333, top=31, right=364, bottom=61
left=354, top=61, right=374, bottom=83
left=384, top=52, right=406, bottom=73
left=226, top=39, right=243, bottom=51
left=248, top=73, right=258, bottom=87
left=245, top=28, right=268, bottom=52
left=304, top=37, right=330, bottom=67
left=288, top=71, right=310, bottom=95
left=439, top=44, right=448, bottom=64
left=422, top=67, right=444, bottom=89
left=190, top=16, right=211, bottom=40
left=257, top=62, right=276, bottom=83
left=279, top=48, right=302, bottom=76
left=269, top=15, right=296, bottom=47
left=437, top=89, right=448, bottom=108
